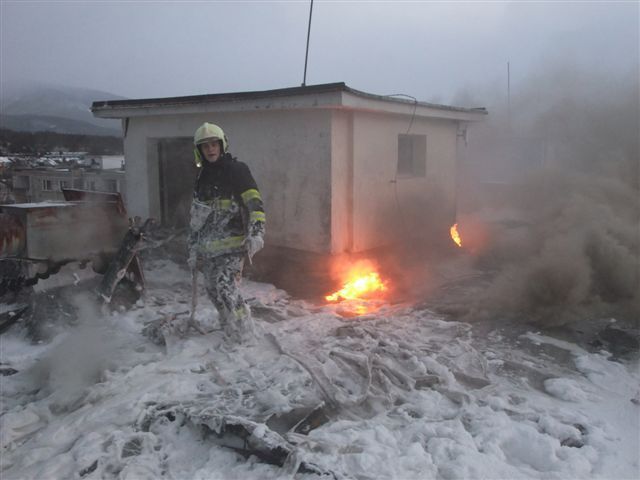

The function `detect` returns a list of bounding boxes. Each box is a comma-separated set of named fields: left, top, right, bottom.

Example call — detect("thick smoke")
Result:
left=454, top=62, right=639, bottom=327
left=464, top=170, right=639, bottom=326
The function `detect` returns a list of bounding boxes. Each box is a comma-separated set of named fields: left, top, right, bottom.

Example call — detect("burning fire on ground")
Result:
left=450, top=223, right=462, bottom=247
left=325, top=259, right=388, bottom=316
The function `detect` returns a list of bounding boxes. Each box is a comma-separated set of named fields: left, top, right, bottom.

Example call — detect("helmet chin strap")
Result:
left=194, top=147, right=203, bottom=168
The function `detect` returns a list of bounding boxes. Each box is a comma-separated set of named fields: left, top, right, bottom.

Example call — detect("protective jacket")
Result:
left=189, top=153, right=265, bottom=259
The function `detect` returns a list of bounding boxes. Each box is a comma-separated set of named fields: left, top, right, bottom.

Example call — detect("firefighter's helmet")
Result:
left=193, top=122, right=228, bottom=167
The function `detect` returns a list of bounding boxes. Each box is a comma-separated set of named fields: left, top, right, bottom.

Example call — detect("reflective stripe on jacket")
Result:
left=189, top=153, right=265, bottom=258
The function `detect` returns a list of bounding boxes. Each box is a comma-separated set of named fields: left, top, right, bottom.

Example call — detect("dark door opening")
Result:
left=158, top=138, right=198, bottom=229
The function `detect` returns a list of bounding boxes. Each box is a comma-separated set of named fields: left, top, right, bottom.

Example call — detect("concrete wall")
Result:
left=330, top=110, right=353, bottom=253
left=349, top=112, right=459, bottom=251
left=236, top=110, right=333, bottom=253
left=123, top=109, right=333, bottom=253
left=122, top=115, right=192, bottom=220
left=122, top=107, right=462, bottom=255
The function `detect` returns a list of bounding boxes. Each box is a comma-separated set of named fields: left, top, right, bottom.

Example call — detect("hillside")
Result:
left=0, top=128, right=123, bottom=155
left=0, top=114, right=121, bottom=137
left=0, top=83, right=125, bottom=136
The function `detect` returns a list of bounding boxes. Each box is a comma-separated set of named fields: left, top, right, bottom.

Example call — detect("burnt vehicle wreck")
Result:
left=0, top=189, right=157, bottom=332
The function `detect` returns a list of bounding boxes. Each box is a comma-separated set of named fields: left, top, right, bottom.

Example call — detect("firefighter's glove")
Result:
left=244, top=235, right=264, bottom=262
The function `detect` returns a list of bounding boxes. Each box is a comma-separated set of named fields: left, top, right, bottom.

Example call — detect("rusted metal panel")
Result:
left=0, top=202, right=129, bottom=262
left=0, top=213, right=25, bottom=257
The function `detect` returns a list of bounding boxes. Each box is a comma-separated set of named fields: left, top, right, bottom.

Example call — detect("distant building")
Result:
left=11, top=167, right=125, bottom=203
left=0, top=180, right=14, bottom=204
left=84, top=154, right=125, bottom=170
left=0, top=157, right=11, bottom=175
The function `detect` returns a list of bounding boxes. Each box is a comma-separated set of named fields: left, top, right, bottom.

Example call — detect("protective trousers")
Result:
left=201, top=253, right=255, bottom=343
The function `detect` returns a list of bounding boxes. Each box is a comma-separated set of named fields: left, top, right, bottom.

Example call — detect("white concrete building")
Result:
left=11, top=167, right=125, bottom=203
left=92, top=83, right=486, bottom=255
left=84, top=155, right=125, bottom=170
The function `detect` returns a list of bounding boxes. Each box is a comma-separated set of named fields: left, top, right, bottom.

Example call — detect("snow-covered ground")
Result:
left=1, top=259, right=638, bottom=480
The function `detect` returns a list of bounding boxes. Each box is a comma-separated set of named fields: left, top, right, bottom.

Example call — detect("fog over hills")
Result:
left=0, top=81, right=125, bottom=136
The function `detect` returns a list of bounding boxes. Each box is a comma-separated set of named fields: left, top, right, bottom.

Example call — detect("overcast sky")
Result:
left=1, top=1, right=638, bottom=104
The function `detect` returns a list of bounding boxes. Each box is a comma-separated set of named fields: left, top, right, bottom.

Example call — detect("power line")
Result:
left=383, top=93, right=418, bottom=135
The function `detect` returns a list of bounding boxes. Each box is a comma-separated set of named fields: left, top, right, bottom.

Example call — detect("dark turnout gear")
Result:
left=188, top=123, right=265, bottom=343
left=189, top=153, right=266, bottom=259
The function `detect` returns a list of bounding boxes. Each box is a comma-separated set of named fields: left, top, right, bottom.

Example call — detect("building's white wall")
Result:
left=122, top=119, right=153, bottom=219
left=121, top=107, right=461, bottom=255
left=236, top=110, right=333, bottom=253
left=330, top=111, right=353, bottom=253
left=351, top=112, right=458, bottom=251
left=101, top=156, right=124, bottom=170
left=123, top=110, right=333, bottom=253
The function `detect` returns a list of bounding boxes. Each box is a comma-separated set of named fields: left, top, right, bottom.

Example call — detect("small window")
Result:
left=397, top=134, right=427, bottom=177
left=42, top=179, right=54, bottom=191
left=59, top=180, right=69, bottom=190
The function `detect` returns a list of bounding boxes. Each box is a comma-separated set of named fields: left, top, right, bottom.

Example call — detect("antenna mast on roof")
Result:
left=507, top=61, right=511, bottom=129
left=302, top=0, right=314, bottom=86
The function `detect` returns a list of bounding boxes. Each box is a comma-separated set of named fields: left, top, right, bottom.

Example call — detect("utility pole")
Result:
left=302, top=0, right=314, bottom=86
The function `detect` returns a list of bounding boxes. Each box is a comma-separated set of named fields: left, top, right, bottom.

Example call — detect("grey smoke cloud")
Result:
left=470, top=171, right=639, bottom=326
left=455, top=60, right=639, bottom=327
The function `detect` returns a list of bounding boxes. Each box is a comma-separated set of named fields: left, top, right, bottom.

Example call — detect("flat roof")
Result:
left=91, top=82, right=487, bottom=120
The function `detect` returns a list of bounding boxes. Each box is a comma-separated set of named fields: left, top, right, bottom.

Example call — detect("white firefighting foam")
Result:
left=0, top=259, right=638, bottom=479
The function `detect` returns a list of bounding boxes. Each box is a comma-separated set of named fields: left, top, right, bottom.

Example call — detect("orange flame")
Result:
left=450, top=223, right=462, bottom=247
left=326, top=271, right=387, bottom=302
left=325, top=260, right=388, bottom=315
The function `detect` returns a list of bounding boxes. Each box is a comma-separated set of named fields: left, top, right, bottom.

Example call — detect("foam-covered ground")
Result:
left=1, top=259, right=638, bottom=479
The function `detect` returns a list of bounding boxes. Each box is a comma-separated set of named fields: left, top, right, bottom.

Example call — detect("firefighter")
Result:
left=188, top=122, right=265, bottom=343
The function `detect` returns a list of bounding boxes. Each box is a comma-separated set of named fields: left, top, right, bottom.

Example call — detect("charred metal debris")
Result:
left=1, top=189, right=179, bottom=330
